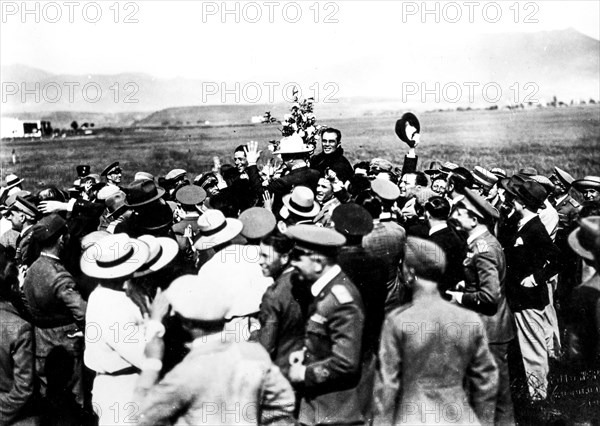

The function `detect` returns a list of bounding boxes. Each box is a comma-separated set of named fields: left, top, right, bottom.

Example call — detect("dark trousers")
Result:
left=489, top=341, right=515, bottom=426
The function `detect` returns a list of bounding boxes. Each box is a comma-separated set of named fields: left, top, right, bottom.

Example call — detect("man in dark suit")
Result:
left=285, top=225, right=367, bottom=426
left=501, top=180, right=562, bottom=402
left=374, top=237, right=498, bottom=425
left=447, top=188, right=515, bottom=425
left=424, top=196, right=467, bottom=296
left=310, top=127, right=354, bottom=183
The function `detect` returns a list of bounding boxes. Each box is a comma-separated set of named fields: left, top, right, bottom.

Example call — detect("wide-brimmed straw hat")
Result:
left=80, top=233, right=149, bottom=279
left=281, top=186, right=320, bottom=218
left=133, top=234, right=179, bottom=278
left=193, top=209, right=243, bottom=250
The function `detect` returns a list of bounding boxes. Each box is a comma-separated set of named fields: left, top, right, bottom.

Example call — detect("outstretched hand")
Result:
left=245, top=140, right=261, bottom=165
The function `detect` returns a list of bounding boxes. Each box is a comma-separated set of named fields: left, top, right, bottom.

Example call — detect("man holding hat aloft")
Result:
left=285, top=225, right=367, bottom=425
left=22, top=214, right=87, bottom=406
left=501, top=179, right=563, bottom=402
left=448, top=188, right=515, bottom=425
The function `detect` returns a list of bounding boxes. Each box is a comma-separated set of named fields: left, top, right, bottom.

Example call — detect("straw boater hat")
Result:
left=133, top=234, right=179, bottom=278
left=273, top=133, right=312, bottom=155
left=80, top=233, right=150, bottom=279
left=572, top=176, right=600, bottom=192
left=281, top=186, right=320, bottom=218
left=80, top=230, right=110, bottom=250
left=472, top=166, right=498, bottom=190
left=193, top=209, right=243, bottom=250
left=568, top=216, right=600, bottom=261
left=4, top=174, right=23, bottom=190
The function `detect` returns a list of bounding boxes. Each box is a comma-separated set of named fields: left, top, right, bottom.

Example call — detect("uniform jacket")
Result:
left=310, top=147, right=354, bottom=183
left=503, top=216, right=562, bottom=311
left=552, top=194, right=580, bottom=233
left=15, top=225, right=38, bottom=268
left=374, top=294, right=499, bottom=425
left=0, top=301, right=35, bottom=425
left=299, top=269, right=367, bottom=425
left=428, top=224, right=467, bottom=295
left=461, top=228, right=515, bottom=343
left=256, top=268, right=305, bottom=378
left=136, top=336, right=296, bottom=426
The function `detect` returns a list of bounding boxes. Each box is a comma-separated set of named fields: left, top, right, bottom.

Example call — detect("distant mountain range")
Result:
left=1, top=28, right=598, bottom=127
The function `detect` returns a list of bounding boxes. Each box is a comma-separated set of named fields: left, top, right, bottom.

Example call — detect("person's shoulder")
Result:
left=237, top=340, right=273, bottom=365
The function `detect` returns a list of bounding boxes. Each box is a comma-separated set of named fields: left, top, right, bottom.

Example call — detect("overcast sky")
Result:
left=1, top=0, right=599, bottom=81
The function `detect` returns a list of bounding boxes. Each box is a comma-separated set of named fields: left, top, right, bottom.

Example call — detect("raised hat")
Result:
left=568, top=216, right=600, bottom=261
left=454, top=188, right=499, bottom=221
left=573, top=176, right=600, bottom=192
left=5, top=174, right=23, bottom=189
left=285, top=224, right=346, bottom=254
left=472, top=166, right=498, bottom=189
left=165, top=169, right=187, bottom=181
left=281, top=186, right=320, bottom=218
left=405, top=236, right=447, bottom=281
left=395, top=112, right=420, bottom=147
left=125, top=179, right=166, bottom=207
left=101, top=162, right=121, bottom=177
left=32, top=214, right=66, bottom=243
left=331, top=203, right=373, bottom=237
left=80, top=233, right=150, bottom=279
left=133, top=235, right=179, bottom=278
left=490, top=167, right=508, bottom=179
left=552, top=167, right=575, bottom=187
left=239, top=207, right=276, bottom=240
left=175, top=185, right=206, bottom=206
left=273, top=133, right=312, bottom=155
left=193, top=209, right=243, bottom=250
left=76, top=165, right=91, bottom=178
left=371, top=178, right=400, bottom=201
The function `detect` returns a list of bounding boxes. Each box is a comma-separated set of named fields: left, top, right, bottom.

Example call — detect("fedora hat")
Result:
left=573, top=176, right=600, bottom=192
left=105, top=191, right=128, bottom=218
left=125, top=179, right=166, bottom=207
left=133, top=235, right=179, bottom=278
left=175, top=185, right=207, bottom=206
left=80, top=233, right=150, bottom=279
left=135, top=202, right=174, bottom=232
left=239, top=207, right=276, bottom=240
left=568, top=216, right=600, bottom=261
left=513, top=180, right=547, bottom=211
left=441, top=162, right=459, bottom=174
left=10, top=196, right=40, bottom=219
left=273, top=133, right=312, bottom=155
left=518, top=167, right=538, bottom=177
left=395, top=112, right=420, bottom=147
left=281, top=186, right=320, bottom=218
left=530, top=175, right=555, bottom=195
left=5, top=174, right=23, bottom=189
left=193, top=209, right=243, bottom=250
left=331, top=203, right=373, bottom=237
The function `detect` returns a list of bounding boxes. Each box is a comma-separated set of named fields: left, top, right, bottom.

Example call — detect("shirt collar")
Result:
left=429, top=223, right=447, bottom=236
left=555, top=194, right=568, bottom=206
left=311, top=264, right=341, bottom=297
left=20, top=224, right=33, bottom=236
left=40, top=252, right=61, bottom=261
left=467, top=226, right=488, bottom=245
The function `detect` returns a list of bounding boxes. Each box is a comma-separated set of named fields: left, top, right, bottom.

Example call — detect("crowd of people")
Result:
left=0, top=116, right=599, bottom=425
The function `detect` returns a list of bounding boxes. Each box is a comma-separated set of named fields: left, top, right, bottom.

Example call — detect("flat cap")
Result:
left=239, top=207, right=276, bottom=240
left=175, top=185, right=207, bottom=206
left=331, top=203, right=373, bottom=237
left=371, top=178, right=400, bottom=201
left=286, top=224, right=346, bottom=253
left=165, top=169, right=187, bottom=181
left=405, top=236, right=446, bottom=282
left=455, top=187, right=499, bottom=221
left=552, top=167, right=575, bottom=187
left=101, top=162, right=120, bottom=177
left=32, top=214, right=66, bottom=243
left=472, top=166, right=498, bottom=189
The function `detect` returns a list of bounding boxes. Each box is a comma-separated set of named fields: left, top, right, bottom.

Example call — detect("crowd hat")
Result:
left=165, top=169, right=187, bottom=182
left=4, top=174, right=23, bottom=189
left=285, top=224, right=346, bottom=256
left=530, top=175, right=555, bottom=195
left=32, top=214, right=67, bottom=243
left=175, top=185, right=206, bottom=206
left=10, top=196, right=40, bottom=219
left=166, top=274, right=232, bottom=322
left=441, top=162, right=459, bottom=174
left=125, top=179, right=166, bottom=207
left=101, top=162, right=121, bottom=177
left=424, top=161, right=445, bottom=178
left=239, top=207, right=276, bottom=240
left=512, top=180, right=548, bottom=211
left=133, top=234, right=179, bottom=278
left=331, top=203, right=374, bottom=237
left=490, top=167, right=507, bottom=180
left=80, top=230, right=110, bottom=250
left=134, top=171, right=154, bottom=182
left=552, top=167, right=575, bottom=187
left=105, top=191, right=128, bottom=218
left=281, top=186, right=320, bottom=218
left=371, top=178, right=400, bottom=201
left=518, top=167, right=538, bottom=177
left=1, top=190, right=30, bottom=216
left=76, top=165, right=91, bottom=178
left=97, top=184, right=121, bottom=201
left=568, top=216, right=600, bottom=261
left=454, top=188, right=499, bottom=221
left=82, top=173, right=100, bottom=184
left=136, top=202, right=174, bottom=232
left=80, top=233, right=150, bottom=279
left=405, top=236, right=447, bottom=282
left=395, top=112, right=420, bottom=146
left=193, top=209, right=243, bottom=250
left=472, top=166, right=498, bottom=189
left=274, top=133, right=312, bottom=155
left=572, top=176, right=600, bottom=192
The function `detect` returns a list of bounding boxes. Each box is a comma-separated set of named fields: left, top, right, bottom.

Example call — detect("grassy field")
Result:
left=1, top=105, right=598, bottom=191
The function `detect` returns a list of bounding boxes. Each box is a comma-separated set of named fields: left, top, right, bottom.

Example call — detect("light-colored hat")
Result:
left=80, top=230, right=110, bottom=250
left=165, top=169, right=187, bottom=181
left=134, top=171, right=154, bottom=181
left=281, top=186, right=320, bottom=218
left=371, top=178, right=400, bottom=201
left=239, top=207, right=276, bottom=240
left=80, top=233, right=149, bottom=279
left=97, top=184, right=121, bottom=201
left=552, top=167, right=575, bottom=187
left=274, top=133, right=312, bottom=155
left=165, top=274, right=231, bottom=322
left=573, top=176, right=600, bottom=192
left=5, top=174, right=23, bottom=189
left=472, top=166, right=498, bottom=189
left=133, top=235, right=179, bottom=278
left=193, top=209, right=243, bottom=250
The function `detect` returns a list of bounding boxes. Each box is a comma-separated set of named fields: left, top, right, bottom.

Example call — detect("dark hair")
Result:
left=355, top=191, right=382, bottom=219
left=38, top=187, right=67, bottom=203
left=424, top=196, right=451, bottom=220
left=353, top=161, right=370, bottom=172
left=348, top=175, right=371, bottom=197
left=0, top=245, right=19, bottom=301
left=579, top=201, right=600, bottom=219
left=209, top=189, right=240, bottom=218
left=261, top=231, right=294, bottom=254
left=234, top=144, right=247, bottom=155
left=448, top=168, right=474, bottom=192
left=414, top=171, right=429, bottom=187
left=195, top=173, right=219, bottom=190
left=320, top=127, right=342, bottom=144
